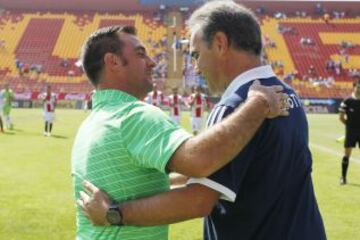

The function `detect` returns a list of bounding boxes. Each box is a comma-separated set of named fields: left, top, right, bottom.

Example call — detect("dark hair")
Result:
left=189, top=1, right=262, bottom=56
left=80, top=25, right=136, bottom=86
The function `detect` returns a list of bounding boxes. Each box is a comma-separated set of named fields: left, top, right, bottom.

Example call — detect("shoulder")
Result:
left=125, top=101, right=170, bottom=122
left=342, top=97, right=353, bottom=105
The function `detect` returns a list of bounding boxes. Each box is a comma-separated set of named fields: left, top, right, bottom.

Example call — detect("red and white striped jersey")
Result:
left=189, top=93, right=209, bottom=118
left=168, top=94, right=183, bottom=117
left=40, top=92, right=57, bottom=112
left=146, top=90, right=164, bottom=107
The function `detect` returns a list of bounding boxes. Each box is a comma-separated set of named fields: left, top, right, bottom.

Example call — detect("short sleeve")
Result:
left=188, top=104, right=253, bottom=202
left=188, top=140, right=257, bottom=202
left=339, top=99, right=348, bottom=112
left=122, top=103, right=191, bottom=173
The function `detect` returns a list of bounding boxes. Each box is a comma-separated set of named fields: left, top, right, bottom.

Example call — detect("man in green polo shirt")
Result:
left=72, top=25, right=287, bottom=239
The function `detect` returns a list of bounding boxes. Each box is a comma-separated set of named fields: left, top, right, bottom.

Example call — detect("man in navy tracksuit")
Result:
left=194, top=65, right=326, bottom=240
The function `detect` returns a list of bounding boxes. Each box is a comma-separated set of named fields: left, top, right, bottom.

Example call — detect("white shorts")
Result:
left=191, top=117, right=203, bottom=132
left=171, top=115, right=180, bottom=124
left=44, top=112, right=55, bottom=123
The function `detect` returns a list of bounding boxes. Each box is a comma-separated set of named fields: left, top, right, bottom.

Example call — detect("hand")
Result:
left=248, top=80, right=289, bottom=118
left=169, top=173, right=189, bottom=186
left=77, top=180, right=112, bottom=226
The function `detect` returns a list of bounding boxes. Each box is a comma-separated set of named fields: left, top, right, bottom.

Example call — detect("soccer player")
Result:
left=339, top=77, right=360, bottom=185
left=1, top=84, right=14, bottom=130
left=167, top=87, right=185, bottom=124
left=73, top=25, right=287, bottom=240
left=0, top=86, right=4, bottom=132
left=84, top=89, right=95, bottom=112
left=40, top=85, right=57, bottom=137
left=146, top=82, right=164, bottom=107
left=188, top=85, right=209, bottom=135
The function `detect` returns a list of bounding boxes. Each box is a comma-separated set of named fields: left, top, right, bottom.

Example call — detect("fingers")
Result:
left=248, top=80, right=292, bottom=119
left=77, top=193, right=91, bottom=218
left=279, top=109, right=290, bottom=116
left=80, top=190, right=91, bottom=204
left=271, top=85, right=284, bottom=93
left=83, top=180, right=98, bottom=194
left=281, top=93, right=289, bottom=109
left=77, top=199, right=85, bottom=210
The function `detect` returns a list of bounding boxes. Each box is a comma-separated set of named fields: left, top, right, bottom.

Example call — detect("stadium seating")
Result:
left=0, top=10, right=166, bottom=95
left=0, top=9, right=358, bottom=99
left=261, top=16, right=360, bottom=98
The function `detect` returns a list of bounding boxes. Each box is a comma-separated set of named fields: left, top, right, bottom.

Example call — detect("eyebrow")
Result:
left=190, top=50, right=199, bottom=59
left=135, top=46, right=146, bottom=53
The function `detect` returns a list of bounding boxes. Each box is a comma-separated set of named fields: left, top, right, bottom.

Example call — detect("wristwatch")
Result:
left=106, top=204, right=124, bottom=226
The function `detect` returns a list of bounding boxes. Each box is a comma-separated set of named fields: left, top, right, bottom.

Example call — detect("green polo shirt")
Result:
left=71, top=89, right=191, bottom=240
left=2, top=89, right=13, bottom=115
left=2, top=89, right=13, bottom=107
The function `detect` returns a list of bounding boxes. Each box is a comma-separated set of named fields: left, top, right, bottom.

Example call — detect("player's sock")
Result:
left=341, top=156, right=349, bottom=184
left=45, top=122, right=48, bottom=133
left=5, top=115, right=10, bottom=129
left=49, top=123, right=53, bottom=133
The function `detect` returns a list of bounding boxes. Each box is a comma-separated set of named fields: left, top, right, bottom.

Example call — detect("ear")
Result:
left=213, top=31, right=229, bottom=57
left=104, top=53, right=121, bottom=70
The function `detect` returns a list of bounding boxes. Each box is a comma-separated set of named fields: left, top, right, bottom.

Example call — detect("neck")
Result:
left=221, top=53, right=261, bottom=92
left=97, top=78, right=145, bottom=100
left=354, top=92, right=360, bottom=99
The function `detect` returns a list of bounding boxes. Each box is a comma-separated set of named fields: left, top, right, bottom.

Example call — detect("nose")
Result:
left=147, top=56, right=156, bottom=68
left=191, top=58, right=201, bottom=75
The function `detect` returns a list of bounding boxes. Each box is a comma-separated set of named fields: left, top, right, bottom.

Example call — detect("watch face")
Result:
left=107, top=209, right=121, bottom=225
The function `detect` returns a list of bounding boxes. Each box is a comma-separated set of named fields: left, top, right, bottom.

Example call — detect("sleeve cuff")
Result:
left=160, top=129, right=192, bottom=173
left=187, top=178, right=236, bottom=202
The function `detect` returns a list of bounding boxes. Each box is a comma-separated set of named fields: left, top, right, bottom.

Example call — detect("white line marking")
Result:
left=309, top=142, right=360, bottom=164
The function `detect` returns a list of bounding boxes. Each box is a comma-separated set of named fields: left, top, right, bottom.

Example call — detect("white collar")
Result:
left=220, top=65, right=276, bottom=103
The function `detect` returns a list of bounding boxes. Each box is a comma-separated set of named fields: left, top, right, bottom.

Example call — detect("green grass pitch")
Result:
left=0, top=109, right=360, bottom=240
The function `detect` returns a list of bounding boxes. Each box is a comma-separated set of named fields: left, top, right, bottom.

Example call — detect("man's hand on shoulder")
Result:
left=248, top=80, right=289, bottom=118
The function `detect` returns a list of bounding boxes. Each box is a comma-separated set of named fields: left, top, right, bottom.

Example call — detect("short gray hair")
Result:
left=187, top=0, right=262, bottom=56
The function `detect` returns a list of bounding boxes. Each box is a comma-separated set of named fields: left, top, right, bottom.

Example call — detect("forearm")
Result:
left=169, top=96, right=268, bottom=177
left=339, top=113, right=346, bottom=124
left=120, top=185, right=217, bottom=226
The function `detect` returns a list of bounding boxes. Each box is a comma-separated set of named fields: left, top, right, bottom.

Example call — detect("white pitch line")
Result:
left=309, top=142, right=360, bottom=164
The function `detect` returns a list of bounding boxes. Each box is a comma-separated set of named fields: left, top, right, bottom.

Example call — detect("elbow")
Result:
left=192, top=196, right=215, bottom=217
left=187, top=164, right=213, bottom=178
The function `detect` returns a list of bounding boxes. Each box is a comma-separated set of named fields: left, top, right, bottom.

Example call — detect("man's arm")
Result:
left=78, top=180, right=220, bottom=226
left=78, top=82, right=288, bottom=226
left=167, top=81, right=288, bottom=177
left=339, top=112, right=346, bottom=125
